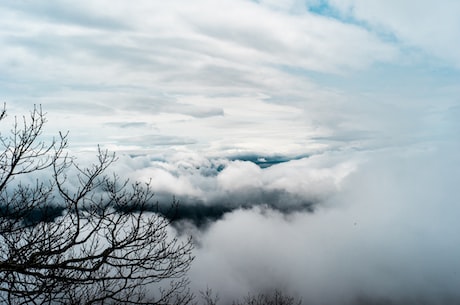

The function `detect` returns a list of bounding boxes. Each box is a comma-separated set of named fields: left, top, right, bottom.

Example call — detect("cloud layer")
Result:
left=186, top=144, right=460, bottom=304
left=3, top=0, right=450, bottom=155
left=1, top=1, right=460, bottom=304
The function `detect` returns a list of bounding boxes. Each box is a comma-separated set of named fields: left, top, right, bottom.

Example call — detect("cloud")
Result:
left=0, top=0, right=402, bottom=153
left=5, top=140, right=460, bottom=304
left=187, top=144, right=460, bottom=304
left=1, top=2, right=460, bottom=303
left=323, top=0, right=460, bottom=67
left=2, top=0, right=456, bottom=162
left=98, top=149, right=357, bottom=229
left=104, top=122, right=149, bottom=129
left=115, top=134, right=197, bottom=147
left=0, top=1, right=129, bottom=30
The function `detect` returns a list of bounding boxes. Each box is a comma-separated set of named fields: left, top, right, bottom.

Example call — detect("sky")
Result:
left=1, top=1, right=460, bottom=304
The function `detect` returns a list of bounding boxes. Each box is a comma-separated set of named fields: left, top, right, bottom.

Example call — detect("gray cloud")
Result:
left=104, top=122, right=149, bottom=129
left=116, top=135, right=197, bottom=147
left=1, top=1, right=128, bottom=30
left=162, top=103, right=224, bottom=118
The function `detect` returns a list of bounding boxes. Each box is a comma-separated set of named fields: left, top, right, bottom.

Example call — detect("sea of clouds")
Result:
left=90, top=137, right=460, bottom=305
left=2, top=0, right=460, bottom=303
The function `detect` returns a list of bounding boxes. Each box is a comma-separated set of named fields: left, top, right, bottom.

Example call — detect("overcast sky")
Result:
left=2, top=1, right=460, bottom=304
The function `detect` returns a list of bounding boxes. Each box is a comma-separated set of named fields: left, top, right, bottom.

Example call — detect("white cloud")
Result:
left=326, top=0, right=460, bottom=67
left=189, top=144, right=460, bottom=304
left=1, top=1, right=460, bottom=304
left=0, top=0, right=404, bottom=153
left=3, top=0, right=455, bottom=161
left=218, top=161, right=263, bottom=190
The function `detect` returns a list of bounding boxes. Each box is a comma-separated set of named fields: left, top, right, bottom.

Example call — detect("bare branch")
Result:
left=0, top=106, right=194, bottom=305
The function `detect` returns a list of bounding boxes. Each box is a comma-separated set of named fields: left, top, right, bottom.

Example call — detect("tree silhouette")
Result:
left=0, top=106, right=194, bottom=305
left=199, top=288, right=301, bottom=305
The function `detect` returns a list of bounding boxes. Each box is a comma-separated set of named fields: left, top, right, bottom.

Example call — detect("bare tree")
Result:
left=233, top=290, right=301, bottom=305
left=198, top=288, right=301, bottom=305
left=0, top=106, right=194, bottom=305
left=199, top=288, right=219, bottom=305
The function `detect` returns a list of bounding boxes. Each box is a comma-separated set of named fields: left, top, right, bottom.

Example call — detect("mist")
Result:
left=2, top=0, right=460, bottom=304
left=85, top=139, right=457, bottom=304
left=185, top=144, right=460, bottom=304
